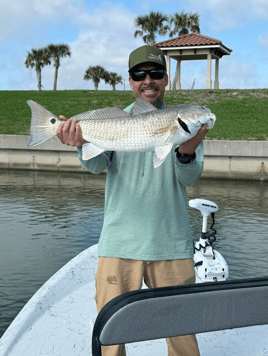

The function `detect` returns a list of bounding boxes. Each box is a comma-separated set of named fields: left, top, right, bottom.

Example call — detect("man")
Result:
left=57, top=45, right=208, bottom=356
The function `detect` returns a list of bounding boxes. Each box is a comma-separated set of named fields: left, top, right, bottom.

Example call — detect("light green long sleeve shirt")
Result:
left=77, top=101, right=204, bottom=260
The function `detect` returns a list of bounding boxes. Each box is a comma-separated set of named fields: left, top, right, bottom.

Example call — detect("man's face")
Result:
left=129, top=66, right=169, bottom=104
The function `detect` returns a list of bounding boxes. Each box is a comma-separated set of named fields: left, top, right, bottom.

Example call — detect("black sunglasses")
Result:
left=130, top=69, right=166, bottom=81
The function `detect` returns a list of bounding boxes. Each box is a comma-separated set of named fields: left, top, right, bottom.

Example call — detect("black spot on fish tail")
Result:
left=51, top=118, right=56, bottom=124
left=178, top=117, right=191, bottom=133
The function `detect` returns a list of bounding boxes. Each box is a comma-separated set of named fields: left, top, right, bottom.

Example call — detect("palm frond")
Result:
left=168, top=11, right=201, bottom=38
left=134, top=11, right=170, bottom=44
left=134, top=30, right=143, bottom=38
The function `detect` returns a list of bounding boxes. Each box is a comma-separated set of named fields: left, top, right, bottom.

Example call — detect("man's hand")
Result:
left=56, top=116, right=88, bottom=147
left=179, top=124, right=208, bottom=155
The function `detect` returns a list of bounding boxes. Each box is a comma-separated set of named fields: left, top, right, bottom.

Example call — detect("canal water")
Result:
left=0, top=169, right=268, bottom=338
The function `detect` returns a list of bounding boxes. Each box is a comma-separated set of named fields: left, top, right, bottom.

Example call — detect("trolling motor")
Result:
left=189, top=199, right=229, bottom=283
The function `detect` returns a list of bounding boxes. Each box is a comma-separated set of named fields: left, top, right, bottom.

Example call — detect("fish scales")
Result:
left=78, top=108, right=178, bottom=151
left=27, top=97, right=216, bottom=168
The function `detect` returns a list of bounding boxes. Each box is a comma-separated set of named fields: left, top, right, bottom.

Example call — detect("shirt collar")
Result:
left=153, top=100, right=166, bottom=110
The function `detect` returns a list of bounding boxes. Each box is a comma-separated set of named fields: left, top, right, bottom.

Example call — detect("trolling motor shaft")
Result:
left=189, top=199, right=218, bottom=234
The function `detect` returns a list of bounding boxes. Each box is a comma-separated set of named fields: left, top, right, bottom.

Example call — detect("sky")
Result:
left=1, top=0, right=268, bottom=91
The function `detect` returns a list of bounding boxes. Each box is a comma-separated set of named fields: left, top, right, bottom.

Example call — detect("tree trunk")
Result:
left=94, top=81, right=98, bottom=90
left=36, top=68, right=42, bottom=91
left=112, top=84, right=115, bottom=90
left=53, top=66, right=58, bottom=91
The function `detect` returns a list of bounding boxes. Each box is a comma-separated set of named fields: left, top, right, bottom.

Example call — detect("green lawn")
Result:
left=1, top=89, right=268, bottom=140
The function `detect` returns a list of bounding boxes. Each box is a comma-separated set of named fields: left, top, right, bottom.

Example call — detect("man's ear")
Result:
left=164, top=73, right=168, bottom=87
left=129, top=76, right=133, bottom=90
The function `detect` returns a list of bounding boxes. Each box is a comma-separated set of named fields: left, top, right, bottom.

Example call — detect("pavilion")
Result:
left=153, top=33, right=232, bottom=90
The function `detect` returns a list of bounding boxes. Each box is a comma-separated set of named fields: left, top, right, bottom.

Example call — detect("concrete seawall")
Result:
left=0, top=135, right=267, bottom=181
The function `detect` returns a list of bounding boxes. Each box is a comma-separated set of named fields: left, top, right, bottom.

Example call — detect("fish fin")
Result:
left=132, top=97, right=158, bottom=116
left=72, top=107, right=130, bottom=121
left=27, top=100, right=60, bottom=147
left=153, top=144, right=173, bottom=168
left=82, top=143, right=104, bottom=161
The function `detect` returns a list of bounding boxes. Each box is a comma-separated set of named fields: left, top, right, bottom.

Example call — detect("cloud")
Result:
left=0, top=60, right=7, bottom=70
left=1, top=0, right=264, bottom=90
left=43, top=2, right=143, bottom=90
left=0, top=0, right=81, bottom=41
left=1, top=0, right=144, bottom=90
left=218, top=59, right=259, bottom=89
left=169, top=56, right=259, bottom=89
left=186, top=0, right=268, bottom=31
left=258, top=30, right=268, bottom=51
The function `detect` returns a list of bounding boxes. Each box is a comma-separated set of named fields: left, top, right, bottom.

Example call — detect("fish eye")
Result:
left=178, top=117, right=191, bottom=133
left=50, top=118, right=56, bottom=124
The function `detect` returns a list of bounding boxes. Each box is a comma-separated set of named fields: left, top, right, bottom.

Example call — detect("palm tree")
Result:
left=46, top=43, right=71, bottom=90
left=134, top=11, right=170, bottom=45
left=83, top=66, right=107, bottom=90
left=104, top=72, right=123, bottom=90
left=187, top=12, right=201, bottom=34
left=169, top=11, right=200, bottom=38
left=25, top=48, right=51, bottom=91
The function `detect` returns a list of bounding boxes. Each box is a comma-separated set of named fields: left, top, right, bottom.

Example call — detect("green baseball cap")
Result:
left=128, top=45, right=166, bottom=72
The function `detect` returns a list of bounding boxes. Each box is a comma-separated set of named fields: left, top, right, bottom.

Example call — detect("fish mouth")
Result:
left=178, top=118, right=191, bottom=133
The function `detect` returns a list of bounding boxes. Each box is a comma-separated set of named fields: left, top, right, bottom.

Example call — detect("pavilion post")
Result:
left=214, top=58, right=219, bottom=89
left=166, top=54, right=170, bottom=90
left=206, top=52, right=212, bottom=89
left=176, top=60, right=181, bottom=90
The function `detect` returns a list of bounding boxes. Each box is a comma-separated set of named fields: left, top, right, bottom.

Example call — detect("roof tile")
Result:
left=153, top=33, right=232, bottom=52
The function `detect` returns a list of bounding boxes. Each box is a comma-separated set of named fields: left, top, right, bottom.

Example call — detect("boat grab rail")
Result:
left=92, top=276, right=268, bottom=355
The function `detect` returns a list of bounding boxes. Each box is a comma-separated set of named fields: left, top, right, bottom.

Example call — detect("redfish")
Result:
left=27, top=97, right=216, bottom=168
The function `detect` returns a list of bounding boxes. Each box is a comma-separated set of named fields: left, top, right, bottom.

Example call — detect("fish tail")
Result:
left=27, top=100, right=61, bottom=147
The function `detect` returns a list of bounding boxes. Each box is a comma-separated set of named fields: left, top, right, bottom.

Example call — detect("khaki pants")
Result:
left=95, top=257, right=200, bottom=356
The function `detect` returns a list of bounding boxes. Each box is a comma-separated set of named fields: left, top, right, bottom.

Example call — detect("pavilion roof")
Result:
left=153, top=33, right=232, bottom=53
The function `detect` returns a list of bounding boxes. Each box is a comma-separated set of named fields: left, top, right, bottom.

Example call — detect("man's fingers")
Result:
left=69, top=119, right=78, bottom=146
left=76, top=122, right=83, bottom=141
left=62, top=120, right=72, bottom=137
left=56, top=118, right=85, bottom=146
left=56, top=122, right=65, bottom=141
left=60, top=119, right=72, bottom=145
left=56, top=116, right=68, bottom=141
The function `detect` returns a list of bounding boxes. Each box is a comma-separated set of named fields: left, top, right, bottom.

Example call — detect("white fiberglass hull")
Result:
left=0, top=244, right=267, bottom=356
